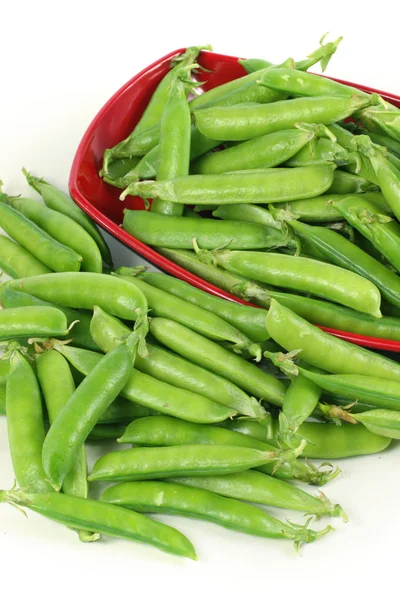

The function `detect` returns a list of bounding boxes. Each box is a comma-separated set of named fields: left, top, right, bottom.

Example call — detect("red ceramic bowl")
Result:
left=69, top=48, right=400, bottom=352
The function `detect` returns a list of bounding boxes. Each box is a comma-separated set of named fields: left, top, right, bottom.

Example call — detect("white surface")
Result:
left=1, top=1, right=400, bottom=598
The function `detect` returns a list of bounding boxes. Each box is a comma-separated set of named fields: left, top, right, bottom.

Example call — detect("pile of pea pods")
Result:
left=1, top=39, right=400, bottom=561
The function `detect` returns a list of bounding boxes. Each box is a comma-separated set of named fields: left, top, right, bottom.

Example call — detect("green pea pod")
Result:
left=334, top=195, right=400, bottom=273
left=265, top=300, right=400, bottom=382
left=122, top=209, right=292, bottom=253
left=0, top=286, right=99, bottom=351
left=278, top=374, right=321, bottom=446
left=102, top=156, right=141, bottom=181
left=42, top=331, right=140, bottom=490
left=328, top=124, right=380, bottom=185
left=0, top=384, right=5, bottom=415
left=211, top=249, right=382, bottom=317
left=327, top=170, right=378, bottom=195
left=352, top=409, right=400, bottom=439
left=88, top=424, right=127, bottom=440
left=101, top=481, right=333, bottom=546
left=23, top=170, right=112, bottom=266
left=149, top=317, right=286, bottom=407
left=0, top=234, right=51, bottom=278
left=223, top=418, right=391, bottom=459
left=239, top=58, right=273, bottom=73
left=6, top=350, right=53, bottom=493
left=368, top=132, right=400, bottom=158
left=0, top=359, right=9, bottom=387
left=273, top=191, right=392, bottom=222
left=193, top=95, right=377, bottom=142
left=138, top=271, right=271, bottom=343
left=168, top=472, right=345, bottom=519
left=90, top=304, right=264, bottom=420
left=288, top=219, right=400, bottom=309
left=191, top=126, right=319, bottom=175
left=98, top=397, right=156, bottom=424
left=1, top=194, right=102, bottom=273
left=121, top=165, right=336, bottom=205
left=55, top=344, right=236, bottom=424
left=0, top=306, right=69, bottom=340
left=358, top=107, right=400, bottom=142
left=0, top=488, right=196, bottom=559
left=36, top=350, right=98, bottom=543
left=4, top=273, right=148, bottom=322
left=0, top=200, right=82, bottom=272
left=285, top=135, right=349, bottom=169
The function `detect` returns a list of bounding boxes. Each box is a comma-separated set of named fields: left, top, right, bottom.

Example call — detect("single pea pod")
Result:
left=98, top=397, right=156, bottom=424
left=284, top=135, right=348, bottom=168
left=0, top=286, right=99, bottom=351
left=101, top=481, right=333, bottom=546
left=326, top=170, right=378, bottom=195
left=265, top=300, right=400, bottom=382
left=288, top=219, right=400, bottom=310
left=121, top=165, right=336, bottom=205
left=4, top=273, right=148, bottom=322
left=0, top=200, right=82, bottom=272
left=328, top=124, right=380, bottom=185
left=6, top=350, right=53, bottom=493
left=224, top=418, right=391, bottom=459
left=122, top=209, right=293, bottom=251
left=87, top=424, right=127, bottom=440
left=351, top=409, right=400, bottom=439
left=0, top=234, right=51, bottom=278
left=190, top=126, right=319, bottom=175
left=157, top=247, right=400, bottom=340
left=193, top=95, right=376, bottom=141
left=1, top=194, right=102, bottom=273
left=36, top=350, right=97, bottom=543
left=114, top=270, right=261, bottom=358
left=0, top=384, right=5, bottom=416
left=334, top=195, right=400, bottom=273
left=23, top=170, right=112, bottom=266
left=149, top=318, right=287, bottom=407
left=168, top=472, right=345, bottom=519
left=357, top=107, right=400, bottom=143
left=102, top=156, right=141, bottom=181
left=55, top=344, right=236, bottom=424
left=0, top=306, right=69, bottom=340
left=211, top=249, right=382, bottom=317
left=42, top=331, right=140, bottom=491
left=0, top=488, right=196, bottom=559
left=278, top=374, right=321, bottom=446
left=89, top=444, right=283, bottom=482
left=138, top=271, right=271, bottom=343
left=273, top=191, right=391, bottom=222
left=90, top=305, right=263, bottom=419
left=239, top=58, right=273, bottom=73
left=0, top=359, right=9, bottom=387
left=368, top=132, right=400, bottom=158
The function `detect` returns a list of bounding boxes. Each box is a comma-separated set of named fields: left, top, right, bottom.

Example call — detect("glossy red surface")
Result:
left=69, top=48, right=400, bottom=351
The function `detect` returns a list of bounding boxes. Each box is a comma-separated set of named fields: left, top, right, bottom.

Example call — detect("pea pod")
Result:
left=328, top=124, right=380, bottom=185
left=368, top=132, right=400, bottom=158
left=0, top=286, right=99, bottom=351
left=89, top=444, right=283, bottom=482
left=138, top=271, right=271, bottom=343
left=23, top=170, right=112, bottom=266
left=0, top=200, right=82, bottom=272
left=211, top=249, right=382, bottom=317
left=0, top=488, right=196, bottom=559
left=0, top=306, right=69, bottom=340
left=334, top=195, right=400, bottom=273
left=0, top=359, right=9, bottom=386
left=0, top=384, right=5, bottom=416
left=265, top=300, right=400, bottom=382
left=88, top=424, right=126, bottom=440
left=89, top=305, right=263, bottom=419
left=55, top=344, right=236, bottom=424
left=285, top=136, right=348, bottom=168
left=0, top=234, right=51, bottom=278
left=36, top=351, right=97, bottom=543
left=1, top=194, right=102, bottom=272
left=327, top=170, right=378, bottom=195
left=352, top=409, right=400, bottom=439
left=42, top=331, right=140, bottom=491
left=102, top=481, right=333, bottom=546
left=6, top=350, right=53, bottom=493
left=122, top=209, right=293, bottom=252
left=278, top=374, right=321, bottom=446
left=194, top=95, right=376, bottom=142
left=121, top=165, right=336, bottom=205
left=223, top=418, right=391, bottom=459
left=149, top=318, right=286, bottom=407
left=4, top=273, right=148, bottom=322
left=288, top=219, right=400, bottom=309
left=357, top=107, right=400, bottom=143
left=168, top=472, right=345, bottom=519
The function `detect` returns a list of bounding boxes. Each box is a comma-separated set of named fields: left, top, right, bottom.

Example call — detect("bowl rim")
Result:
left=69, top=47, right=400, bottom=352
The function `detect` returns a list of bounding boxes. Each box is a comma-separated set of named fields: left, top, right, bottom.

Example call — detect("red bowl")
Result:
left=69, top=48, right=400, bottom=352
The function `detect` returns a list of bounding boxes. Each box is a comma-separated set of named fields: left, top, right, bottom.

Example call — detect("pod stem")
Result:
left=317, top=491, right=348, bottom=523
left=318, top=402, right=358, bottom=425
left=298, top=459, right=341, bottom=487
left=264, top=350, right=301, bottom=377
left=295, top=34, right=343, bottom=72
left=285, top=516, right=334, bottom=552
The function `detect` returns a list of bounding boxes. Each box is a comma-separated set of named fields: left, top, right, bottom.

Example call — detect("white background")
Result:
left=1, top=1, right=399, bottom=598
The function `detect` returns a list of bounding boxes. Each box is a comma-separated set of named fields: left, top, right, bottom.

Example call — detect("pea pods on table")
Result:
left=121, top=165, right=336, bottom=205
left=211, top=249, right=382, bottom=317
left=1, top=194, right=103, bottom=273
left=89, top=305, right=263, bottom=419
left=101, top=481, right=333, bottom=546
left=0, top=234, right=51, bottom=278
left=0, top=488, right=196, bottom=560
left=6, top=350, right=53, bottom=493
left=193, top=95, right=375, bottom=141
